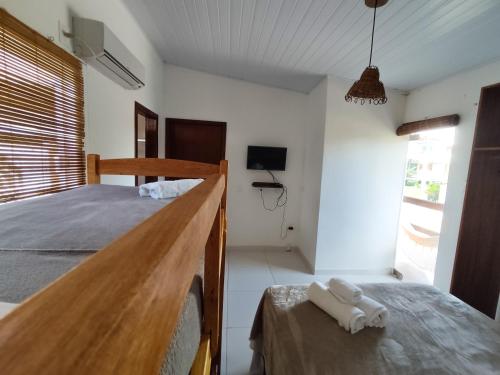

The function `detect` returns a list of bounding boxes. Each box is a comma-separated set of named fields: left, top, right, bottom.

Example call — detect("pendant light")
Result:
left=345, top=0, right=388, bottom=105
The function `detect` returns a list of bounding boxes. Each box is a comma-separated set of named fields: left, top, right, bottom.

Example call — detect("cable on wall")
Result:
left=259, top=170, right=288, bottom=239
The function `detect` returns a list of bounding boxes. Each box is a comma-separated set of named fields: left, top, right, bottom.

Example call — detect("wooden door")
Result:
left=451, top=83, right=500, bottom=318
left=135, top=102, right=158, bottom=185
left=165, top=118, right=226, bottom=164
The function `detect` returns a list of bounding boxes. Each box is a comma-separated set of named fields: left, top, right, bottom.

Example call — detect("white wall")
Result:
left=314, top=76, right=407, bottom=273
left=164, top=65, right=308, bottom=247
left=1, top=0, right=165, bottom=185
left=404, top=59, right=500, bottom=292
left=298, top=79, right=327, bottom=271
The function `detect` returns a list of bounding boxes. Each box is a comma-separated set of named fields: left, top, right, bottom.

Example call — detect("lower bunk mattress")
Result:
left=250, top=283, right=500, bottom=375
left=0, top=184, right=204, bottom=375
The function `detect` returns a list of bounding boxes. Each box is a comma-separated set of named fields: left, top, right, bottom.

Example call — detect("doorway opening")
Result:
left=394, top=127, right=456, bottom=284
left=135, top=102, right=158, bottom=186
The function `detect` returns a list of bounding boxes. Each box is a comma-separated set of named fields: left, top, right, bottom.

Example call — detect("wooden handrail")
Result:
left=87, top=156, right=220, bottom=181
left=0, top=174, right=225, bottom=375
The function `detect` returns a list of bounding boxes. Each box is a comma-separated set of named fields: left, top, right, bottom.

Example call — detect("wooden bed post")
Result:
left=87, top=154, right=101, bottom=184
left=219, top=160, right=228, bottom=212
left=203, top=208, right=222, bottom=352
left=217, top=160, right=228, bottom=373
left=202, top=160, right=228, bottom=375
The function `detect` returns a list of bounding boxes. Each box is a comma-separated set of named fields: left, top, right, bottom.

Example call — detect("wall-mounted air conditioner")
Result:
left=72, top=17, right=145, bottom=90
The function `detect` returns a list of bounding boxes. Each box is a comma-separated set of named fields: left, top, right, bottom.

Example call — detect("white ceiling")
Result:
left=122, top=0, right=500, bottom=93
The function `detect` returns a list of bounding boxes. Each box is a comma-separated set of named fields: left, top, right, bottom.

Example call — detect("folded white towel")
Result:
left=328, top=278, right=363, bottom=304
left=139, top=179, right=203, bottom=199
left=139, top=182, right=157, bottom=197
left=357, top=295, right=389, bottom=328
left=307, top=282, right=366, bottom=334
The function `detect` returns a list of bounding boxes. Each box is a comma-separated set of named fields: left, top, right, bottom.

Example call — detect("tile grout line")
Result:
left=224, top=327, right=228, bottom=375
left=265, top=249, right=314, bottom=286
left=225, top=292, right=258, bottom=329
left=264, top=250, right=279, bottom=285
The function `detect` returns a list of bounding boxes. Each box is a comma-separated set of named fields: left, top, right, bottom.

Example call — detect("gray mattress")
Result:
left=250, top=283, right=500, bottom=375
left=0, top=184, right=174, bottom=251
left=0, top=185, right=202, bottom=375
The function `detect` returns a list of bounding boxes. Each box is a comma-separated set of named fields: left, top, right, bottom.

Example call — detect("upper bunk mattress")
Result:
left=0, top=184, right=203, bottom=375
left=0, top=184, right=173, bottom=251
left=250, top=283, right=500, bottom=375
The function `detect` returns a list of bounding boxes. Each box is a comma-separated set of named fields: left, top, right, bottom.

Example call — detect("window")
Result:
left=0, top=10, right=84, bottom=203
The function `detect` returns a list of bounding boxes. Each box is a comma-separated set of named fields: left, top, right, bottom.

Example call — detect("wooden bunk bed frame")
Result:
left=0, top=154, right=228, bottom=375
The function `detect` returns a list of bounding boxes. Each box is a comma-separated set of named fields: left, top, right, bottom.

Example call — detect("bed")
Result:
left=0, top=184, right=202, bottom=374
left=0, top=154, right=228, bottom=375
left=250, top=283, right=500, bottom=375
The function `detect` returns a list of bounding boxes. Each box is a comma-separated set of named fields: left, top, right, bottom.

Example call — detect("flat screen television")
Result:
left=247, top=146, right=287, bottom=171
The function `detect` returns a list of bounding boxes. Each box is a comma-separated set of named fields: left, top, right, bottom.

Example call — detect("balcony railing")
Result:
left=403, top=196, right=444, bottom=211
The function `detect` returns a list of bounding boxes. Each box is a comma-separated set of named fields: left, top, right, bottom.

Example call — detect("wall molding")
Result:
left=396, top=114, right=460, bottom=136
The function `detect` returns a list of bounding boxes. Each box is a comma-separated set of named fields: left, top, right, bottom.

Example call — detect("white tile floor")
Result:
left=221, top=247, right=398, bottom=375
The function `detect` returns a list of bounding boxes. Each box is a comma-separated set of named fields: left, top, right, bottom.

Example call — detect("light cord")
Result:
left=368, top=0, right=378, bottom=66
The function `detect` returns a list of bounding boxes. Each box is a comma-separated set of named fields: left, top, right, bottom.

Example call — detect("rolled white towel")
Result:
left=150, top=179, right=203, bottom=199
left=139, top=179, right=203, bottom=199
left=307, top=282, right=366, bottom=334
left=357, top=295, right=389, bottom=328
left=328, top=278, right=363, bottom=304
left=139, top=182, right=157, bottom=197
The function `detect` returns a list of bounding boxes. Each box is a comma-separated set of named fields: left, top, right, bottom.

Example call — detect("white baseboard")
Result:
left=295, top=247, right=315, bottom=274
left=226, top=246, right=393, bottom=277
left=313, top=267, right=393, bottom=276
left=227, top=245, right=315, bottom=274
left=227, top=245, right=291, bottom=252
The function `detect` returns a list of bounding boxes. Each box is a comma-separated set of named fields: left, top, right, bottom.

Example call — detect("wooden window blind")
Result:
left=0, top=9, right=84, bottom=203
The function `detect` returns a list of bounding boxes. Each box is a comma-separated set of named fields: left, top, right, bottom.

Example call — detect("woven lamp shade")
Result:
left=345, top=66, right=387, bottom=105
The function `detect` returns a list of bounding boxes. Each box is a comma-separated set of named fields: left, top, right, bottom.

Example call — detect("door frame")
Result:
left=134, top=102, right=159, bottom=186
left=165, top=118, right=227, bottom=162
